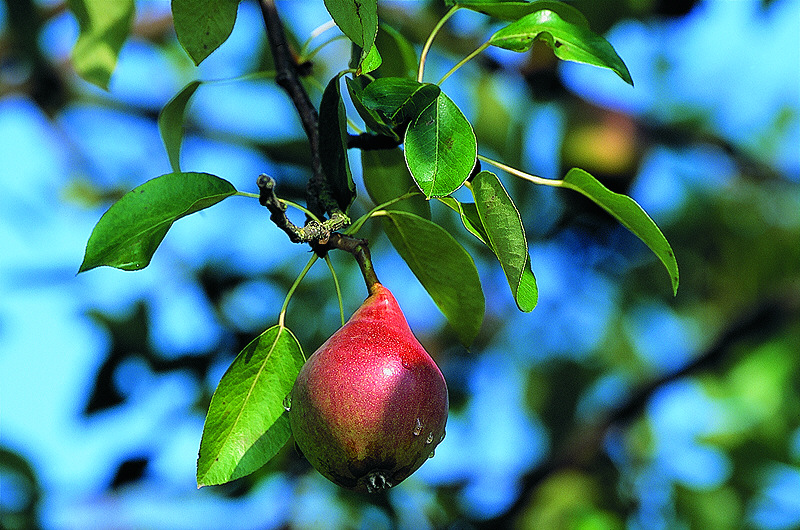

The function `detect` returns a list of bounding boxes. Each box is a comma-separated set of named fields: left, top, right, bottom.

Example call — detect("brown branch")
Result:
left=474, top=290, right=800, bottom=528
left=256, top=174, right=349, bottom=244
left=258, top=0, right=338, bottom=222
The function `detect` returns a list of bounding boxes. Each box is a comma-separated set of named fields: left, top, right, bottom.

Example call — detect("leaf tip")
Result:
left=621, top=69, right=634, bottom=87
left=78, top=254, right=97, bottom=274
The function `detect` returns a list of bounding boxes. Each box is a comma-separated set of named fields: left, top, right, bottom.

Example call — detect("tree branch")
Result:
left=258, top=0, right=341, bottom=223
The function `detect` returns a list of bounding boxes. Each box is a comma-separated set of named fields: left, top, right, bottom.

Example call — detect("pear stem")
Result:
left=325, top=233, right=381, bottom=296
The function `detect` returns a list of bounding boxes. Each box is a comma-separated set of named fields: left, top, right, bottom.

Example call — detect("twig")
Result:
left=322, top=233, right=380, bottom=295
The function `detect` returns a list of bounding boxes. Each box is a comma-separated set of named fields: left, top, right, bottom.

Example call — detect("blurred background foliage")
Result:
left=0, top=0, right=798, bottom=528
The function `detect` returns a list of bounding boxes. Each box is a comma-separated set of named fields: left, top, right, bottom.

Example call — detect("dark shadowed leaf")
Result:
left=319, top=75, right=356, bottom=212
left=404, top=93, right=477, bottom=198
left=79, top=173, right=236, bottom=272
left=562, top=168, right=679, bottom=294
left=489, top=9, right=632, bottom=85
left=172, top=0, right=240, bottom=65
left=362, top=148, right=430, bottom=219
left=159, top=80, right=202, bottom=173
left=471, top=171, right=538, bottom=311
left=372, top=23, right=419, bottom=79
left=345, top=77, right=398, bottom=139
left=197, top=325, right=305, bottom=486
left=361, top=78, right=441, bottom=127
left=381, top=211, right=484, bottom=346
left=68, top=0, right=135, bottom=89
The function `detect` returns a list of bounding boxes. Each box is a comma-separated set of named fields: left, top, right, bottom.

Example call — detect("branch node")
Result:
left=257, top=175, right=351, bottom=247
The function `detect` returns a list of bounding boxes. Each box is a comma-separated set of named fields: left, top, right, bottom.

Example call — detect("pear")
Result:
left=289, top=283, right=448, bottom=493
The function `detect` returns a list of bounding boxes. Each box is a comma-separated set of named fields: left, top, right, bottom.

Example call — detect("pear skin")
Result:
left=289, top=283, right=448, bottom=492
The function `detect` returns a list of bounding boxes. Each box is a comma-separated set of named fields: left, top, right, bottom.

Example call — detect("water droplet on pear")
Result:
left=413, top=418, right=423, bottom=436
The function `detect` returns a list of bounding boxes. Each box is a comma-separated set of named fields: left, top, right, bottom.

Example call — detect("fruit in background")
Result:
left=288, top=283, right=448, bottom=493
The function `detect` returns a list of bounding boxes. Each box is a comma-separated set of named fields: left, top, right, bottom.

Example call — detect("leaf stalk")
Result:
left=418, top=5, right=460, bottom=82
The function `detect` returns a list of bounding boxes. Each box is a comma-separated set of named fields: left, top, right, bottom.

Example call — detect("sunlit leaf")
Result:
left=404, top=93, right=477, bottom=198
left=172, top=0, right=240, bottom=65
left=159, top=80, right=202, bottom=173
left=471, top=171, right=537, bottom=311
left=361, top=78, right=441, bottom=127
left=67, top=0, right=135, bottom=89
left=319, top=75, right=356, bottom=212
left=447, top=0, right=589, bottom=26
left=562, top=168, right=679, bottom=294
left=324, top=0, right=378, bottom=72
left=79, top=172, right=237, bottom=272
left=489, top=9, right=633, bottom=85
left=381, top=211, right=484, bottom=346
left=197, top=325, right=305, bottom=486
left=362, top=148, right=430, bottom=219
left=359, top=44, right=382, bottom=75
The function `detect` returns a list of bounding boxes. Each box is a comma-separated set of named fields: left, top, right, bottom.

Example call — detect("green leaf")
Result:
left=197, top=325, right=305, bottom=486
left=449, top=0, right=589, bottom=26
left=67, top=0, right=135, bottom=89
left=372, top=23, right=419, bottom=79
left=159, top=80, right=202, bottom=173
left=362, top=148, right=430, bottom=219
left=172, top=0, right=240, bottom=65
left=489, top=9, right=633, bottom=85
left=561, top=168, right=679, bottom=294
left=79, top=172, right=237, bottom=272
left=362, top=78, right=441, bottom=127
left=381, top=211, right=484, bottom=346
left=323, top=0, right=378, bottom=72
left=440, top=194, right=537, bottom=311
left=319, top=75, right=356, bottom=212
left=359, top=44, right=382, bottom=75
left=438, top=197, right=489, bottom=245
left=345, top=77, right=398, bottom=139
left=471, top=171, right=538, bottom=311
left=404, top=93, right=477, bottom=198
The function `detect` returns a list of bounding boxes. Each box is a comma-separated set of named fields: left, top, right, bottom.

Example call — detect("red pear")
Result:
left=289, top=283, right=448, bottom=493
